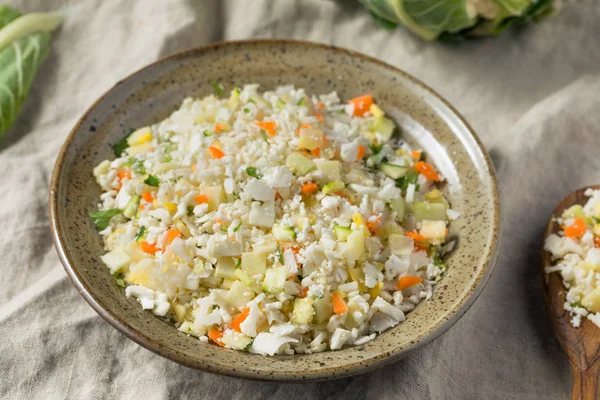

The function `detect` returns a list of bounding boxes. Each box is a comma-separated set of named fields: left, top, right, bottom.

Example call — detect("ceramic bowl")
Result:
left=49, top=39, right=500, bottom=381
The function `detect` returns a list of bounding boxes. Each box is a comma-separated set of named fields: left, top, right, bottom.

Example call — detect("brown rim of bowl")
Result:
left=49, top=39, right=501, bottom=382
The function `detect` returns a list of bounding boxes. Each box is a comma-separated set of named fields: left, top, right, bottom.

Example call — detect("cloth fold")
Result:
left=1, top=0, right=599, bottom=398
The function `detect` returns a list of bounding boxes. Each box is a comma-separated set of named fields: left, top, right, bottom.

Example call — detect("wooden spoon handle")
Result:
left=572, top=365, right=600, bottom=400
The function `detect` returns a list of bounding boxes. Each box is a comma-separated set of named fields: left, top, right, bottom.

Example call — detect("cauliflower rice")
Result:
left=90, top=84, right=459, bottom=355
left=545, top=188, right=600, bottom=328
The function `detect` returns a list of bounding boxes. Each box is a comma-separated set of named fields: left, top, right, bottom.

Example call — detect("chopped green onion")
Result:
left=187, top=206, right=194, bottom=216
left=260, top=129, right=268, bottom=143
left=395, top=171, right=419, bottom=191
left=89, top=209, right=121, bottom=230
left=235, top=258, right=241, bottom=269
left=221, top=226, right=228, bottom=232
left=144, top=175, right=160, bottom=187
left=433, top=256, right=447, bottom=270
left=297, top=98, right=306, bottom=106
left=243, top=107, right=250, bottom=114
left=134, top=226, right=146, bottom=241
left=212, top=80, right=224, bottom=97
left=277, top=245, right=284, bottom=264
left=370, top=144, right=383, bottom=155
left=113, top=272, right=126, bottom=288
left=233, top=222, right=242, bottom=232
left=245, top=167, right=261, bottom=179
left=203, top=130, right=212, bottom=137
left=112, top=130, right=133, bottom=157
left=234, top=86, right=241, bottom=94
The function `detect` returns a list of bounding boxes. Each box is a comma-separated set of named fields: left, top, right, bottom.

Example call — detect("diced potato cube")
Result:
left=388, top=234, right=413, bottom=256
left=101, top=247, right=131, bottom=274
left=204, top=186, right=224, bottom=211
left=420, top=220, right=447, bottom=242
left=226, top=280, right=255, bottom=309
left=215, top=257, right=237, bottom=280
left=173, top=303, right=187, bottom=323
left=314, top=160, right=341, bottom=183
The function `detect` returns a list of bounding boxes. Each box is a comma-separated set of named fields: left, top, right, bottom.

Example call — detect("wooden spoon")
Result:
left=542, top=185, right=600, bottom=400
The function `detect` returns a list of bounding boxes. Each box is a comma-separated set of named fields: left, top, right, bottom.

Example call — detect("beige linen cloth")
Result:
left=1, top=0, right=599, bottom=398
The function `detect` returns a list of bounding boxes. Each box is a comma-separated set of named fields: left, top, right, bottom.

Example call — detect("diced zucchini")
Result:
left=291, top=297, right=315, bottom=324
left=420, top=220, right=447, bottom=242
left=388, top=233, right=413, bottom=256
left=272, top=224, right=296, bottom=242
left=241, top=251, right=267, bottom=277
left=388, top=197, right=406, bottom=221
left=345, top=230, right=365, bottom=261
left=314, top=160, right=341, bottom=183
left=372, top=117, right=395, bottom=139
left=298, top=127, right=323, bottom=150
left=313, top=295, right=333, bottom=324
left=409, top=201, right=448, bottom=222
left=262, top=266, right=287, bottom=293
left=215, top=257, right=237, bottom=280
left=286, top=152, right=316, bottom=176
left=225, top=280, right=255, bottom=309
left=379, top=163, right=408, bottom=179
left=123, top=195, right=140, bottom=219
left=334, top=225, right=352, bottom=241
left=101, top=247, right=131, bottom=274
left=322, top=180, right=345, bottom=195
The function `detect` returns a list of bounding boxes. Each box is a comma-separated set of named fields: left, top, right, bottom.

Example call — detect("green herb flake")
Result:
left=187, top=206, right=194, bottom=216
left=113, top=130, right=133, bottom=157
left=370, top=144, right=383, bottom=155
left=260, top=129, right=268, bottom=143
left=221, top=226, right=228, bottom=232
left=433, top=256, right=447, bottom=270
left=245, top=167, right=261, bottom=179
left=235, top=258, right=241, bottom=269
left=212, top=80, right=225, bottom=97
left=203, top=130, right=212, bottom=137
left=113, top=272, right=126, bottom=287
left=395, top=171, right=420, bottom=191
left=89, top=209, right=121, bottom=231
left=243, top=107, right=250, bottom=114
left=297, top=98, right=306, bottom=107
left=134, top=226, right=146, bottom=242
left=277, top=245, right=284, bottom=264
left=187, top=326, right=192, bottom=333
left=144, top=175, right=160, bottom=187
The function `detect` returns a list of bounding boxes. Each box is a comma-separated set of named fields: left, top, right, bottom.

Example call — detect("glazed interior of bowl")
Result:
left=50, top=40, right=500, bottom=381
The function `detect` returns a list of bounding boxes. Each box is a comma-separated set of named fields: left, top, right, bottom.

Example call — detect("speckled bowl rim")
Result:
left=49, top=39, right=501, bottom=382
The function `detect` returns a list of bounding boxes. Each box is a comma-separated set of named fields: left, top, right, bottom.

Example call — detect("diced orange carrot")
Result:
left=194, top=194, right=209, bottom=204
left=413, top=244, right=428, bottom=253
left=282, top=243, right=302, bottom=255
left=414, top=161, right=440, bottom=182
left=208, top=146, right=225, bottom=159
left=405, top=232, right=427, bottom=242
left=142, top=191, right=154, bottom=203
left=356, top=144, right=367, bottom=161
left=397, top=276, right=423, bottom=290
left=214, top=124, right=225, bottom=133
left=314, top=113, right=324, bottom=122
left=311, top=147, right=321, bottom=157
left=564, top=218, right=587, bottom=238
left=296, top=123, right=311, bottom=136
left=411, top=150, right=421, bottom=159
left=139, top=204, right=145, bottom=211
left=366, top=215, right=381, bottom=234
left=118, top=170, right=131, bottom=181
left=334, top=191, right=353, bottom=204
left=332, top=292, right=348, bottom=314
left=163, top=228, right=181, bottom=247
left=301, top=182, right=319, bottom=195
left=595, top=237, right=600, bottom=248
left=191, top=165, right=197, bottom=172
left=230, top=307, right=250, bottom=332
left=296, top=287, right=309, bottom=298
left=140, top=241, right=159, bottom=254
left=349, top=95, right=373, bottom=117
left=208, top=328, right=225, bottom=347
left=254, top=121, right=276, bottom=136
left=317, top=101, right=324, bottom=110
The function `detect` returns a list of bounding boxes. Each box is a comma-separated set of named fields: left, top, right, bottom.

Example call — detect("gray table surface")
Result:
left=1, top=0, right=599, bottom=398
